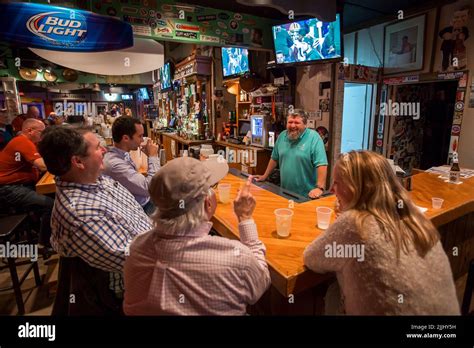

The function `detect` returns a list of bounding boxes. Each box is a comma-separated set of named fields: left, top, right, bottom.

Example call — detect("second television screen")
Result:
left=273, top=14, right=342, bottom=64
left=221, top=47, right=249, bottom=78
left=160, top=63, right=171, bottom=90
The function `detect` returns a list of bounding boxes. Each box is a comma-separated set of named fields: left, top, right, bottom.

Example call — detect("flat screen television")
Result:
left=159, top=62, right=172, bottom=91
left=121, top=94, right=133, bottom=100
left=272, top=14, right=342, bottom=65
left=138, top=87, right=149, bottom=100
left=221, top=47, right=250, bottom=79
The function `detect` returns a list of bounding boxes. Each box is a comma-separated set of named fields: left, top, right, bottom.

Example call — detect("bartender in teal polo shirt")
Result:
left=255, top=109, right=328, bottom=199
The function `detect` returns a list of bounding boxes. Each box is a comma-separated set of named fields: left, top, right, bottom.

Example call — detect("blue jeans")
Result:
left=0, top=184, right=54, bottom=245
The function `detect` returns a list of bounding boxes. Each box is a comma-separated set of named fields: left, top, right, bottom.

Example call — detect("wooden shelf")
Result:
left=238, top=101, right=251, bottom=104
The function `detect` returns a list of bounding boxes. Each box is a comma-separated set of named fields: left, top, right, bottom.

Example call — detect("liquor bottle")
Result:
left=449, top=152, right=460, bottom=184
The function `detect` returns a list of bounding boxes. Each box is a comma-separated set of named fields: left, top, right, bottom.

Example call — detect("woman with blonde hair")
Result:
left=304, top=150, right=459, bottom=315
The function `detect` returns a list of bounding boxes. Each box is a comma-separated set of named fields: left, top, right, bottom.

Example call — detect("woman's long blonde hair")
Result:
left=336, top=150, right=439, bottom=257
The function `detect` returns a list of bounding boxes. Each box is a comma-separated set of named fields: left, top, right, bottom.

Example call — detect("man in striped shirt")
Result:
left=38, top=127, right=152, bottom=299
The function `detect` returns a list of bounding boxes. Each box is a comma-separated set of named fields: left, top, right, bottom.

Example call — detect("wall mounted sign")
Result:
left=456, top=90, right=465, bottom=102
left=449, top=136, right=459, bottom=154
left=175, top=23, right=200, bottom=32
left=85, top=0, right=275, bottom=49
left=453, top=111, right=463, bottom=124
left=454, top=101, right=464, bottom=112
left=437, top=71, right=464, bottom=80
left=175, top=31, right=197, bottom=39
left=197, top=15, right=217, bottom=22
left=0, top=2, right=133, bottom=52
left=383, top=75, right=419, bottom=85
left=451, top=125, right=461, bottom=136
left=200, top=35, right=220, bottom=43
left=133, top=26, right=152, bottom=36
left=447, top=72, right=469, bottom=160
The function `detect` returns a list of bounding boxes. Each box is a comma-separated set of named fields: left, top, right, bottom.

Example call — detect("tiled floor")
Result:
left=0, top=254, right=472, bottom=315
left=0, top=255, right=58, bottom=315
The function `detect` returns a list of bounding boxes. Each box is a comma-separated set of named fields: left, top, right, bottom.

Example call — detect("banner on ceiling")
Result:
left=0, top=2, right=133, bottom=52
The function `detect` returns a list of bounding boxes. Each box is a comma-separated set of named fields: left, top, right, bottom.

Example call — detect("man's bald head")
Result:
left=22, top=118, right=43, bottom=131
left=26, top=106, right=40, bottom=119
left=22, top=118, right=45, bottom=144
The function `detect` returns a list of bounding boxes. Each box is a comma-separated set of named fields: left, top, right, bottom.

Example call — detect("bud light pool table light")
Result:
left=0, top=2, right=133, bottom=52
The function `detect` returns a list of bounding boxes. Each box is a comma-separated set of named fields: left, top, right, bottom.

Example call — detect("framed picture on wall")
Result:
left=383, top=14, right=426, bottom=74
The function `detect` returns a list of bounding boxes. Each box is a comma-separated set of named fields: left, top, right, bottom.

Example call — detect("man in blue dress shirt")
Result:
left=103, top=116, right=160, bottom=215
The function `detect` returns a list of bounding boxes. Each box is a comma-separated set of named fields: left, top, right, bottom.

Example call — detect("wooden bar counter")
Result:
left=36, top=172, right=56, bottom=195
left=211, top=171, right=474, bottom=314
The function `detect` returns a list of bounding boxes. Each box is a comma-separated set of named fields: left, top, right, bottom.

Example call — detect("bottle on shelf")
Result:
left=229, top=111, right=236, bottom=123
left=449, top=152, right=460, bottom=184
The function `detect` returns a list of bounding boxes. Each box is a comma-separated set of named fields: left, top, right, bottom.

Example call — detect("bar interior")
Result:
left=0, top=0, right=473, bottom=319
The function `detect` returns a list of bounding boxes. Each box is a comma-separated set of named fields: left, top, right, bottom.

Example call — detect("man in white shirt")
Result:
left=103, top=116, right=160, bottom=215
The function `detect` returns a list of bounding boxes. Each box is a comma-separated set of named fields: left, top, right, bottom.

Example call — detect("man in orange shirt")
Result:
left=0, top=118, right=54, bottom=250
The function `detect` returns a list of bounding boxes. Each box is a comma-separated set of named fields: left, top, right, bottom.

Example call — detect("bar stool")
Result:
left=0, top=214, right=42, bottom=315
left=461, top=259, right=474, bottom=315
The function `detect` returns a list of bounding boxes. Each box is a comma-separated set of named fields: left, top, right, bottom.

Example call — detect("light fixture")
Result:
left=104, top=93, right=118, bottom=102
left=225, top=82, right=239, bottom=96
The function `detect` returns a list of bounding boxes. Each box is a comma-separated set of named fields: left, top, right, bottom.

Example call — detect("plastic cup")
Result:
left=217, top=183, right=231, bottom=204
left=432, top=197, right=444, bottom=209
left=316, top=207, right=333, bottom=230
left=141, top=137, right=149, bottom=145
left=274, top=208, right=294, bottom=238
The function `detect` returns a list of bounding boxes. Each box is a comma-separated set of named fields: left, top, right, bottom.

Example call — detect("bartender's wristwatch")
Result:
left=315, top=186, right=324, bottom=192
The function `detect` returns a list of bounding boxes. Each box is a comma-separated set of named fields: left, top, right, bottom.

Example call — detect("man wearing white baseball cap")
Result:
left=123, top=156, right=271, bottom=315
